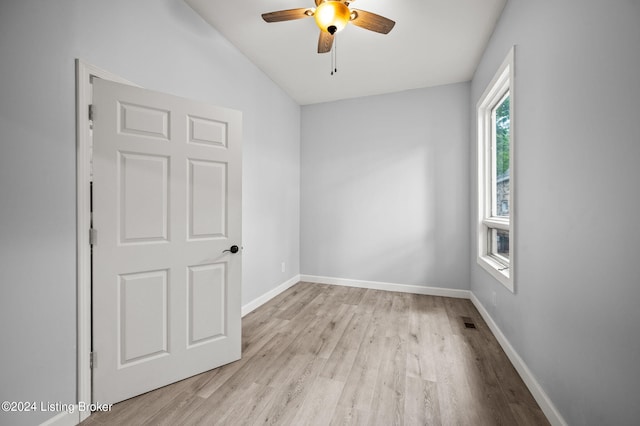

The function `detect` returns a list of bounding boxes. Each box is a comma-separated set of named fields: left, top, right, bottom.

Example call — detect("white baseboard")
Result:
left=469, top=293, right=567, bottom=426
left=39, top=407, right=80, bottom=426
left=299, top=274, right=471, bottom=299
left=241, top=274, right=301, bottom=317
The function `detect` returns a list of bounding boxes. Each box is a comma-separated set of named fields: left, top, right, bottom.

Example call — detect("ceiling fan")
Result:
left=262, top=0, right=395, bottom=54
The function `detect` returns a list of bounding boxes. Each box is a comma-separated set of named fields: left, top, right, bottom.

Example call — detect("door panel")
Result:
left=92, top=78, right=242, bottom=404
left=119, top=102, right=170, bottom=140
left=188, top=115, right=227, bottom=147
left=188, top=159, right=227, bottom=239
left=119, top=269, right=168, bottom=365
left=119, top=152, right=169, bottom=243
left=188, top=262, right=226, bottom=346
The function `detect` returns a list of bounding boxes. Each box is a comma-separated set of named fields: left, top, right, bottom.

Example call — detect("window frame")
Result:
left=477, top=47, right=515, bottom=292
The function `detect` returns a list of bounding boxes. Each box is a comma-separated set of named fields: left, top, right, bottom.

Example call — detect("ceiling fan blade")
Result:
left=262, top=8, right=312, bottom=23
left=350, top=9, right=395, bottom=34
left=318, top=30, right=334, bottom=54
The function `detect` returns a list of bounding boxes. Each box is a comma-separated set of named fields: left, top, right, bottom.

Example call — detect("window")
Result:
left=477, top=47, right=514, bottom=291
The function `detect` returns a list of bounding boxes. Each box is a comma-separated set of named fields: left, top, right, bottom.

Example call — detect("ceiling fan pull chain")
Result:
left=330, top=39, right=334, bottom=75
left=330, top=36, right=338, bottom=76
left=334, top=36, right=338, bottom=74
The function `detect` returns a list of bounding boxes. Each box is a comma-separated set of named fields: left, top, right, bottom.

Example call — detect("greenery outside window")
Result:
left=477, top=47, right=514, bottom=291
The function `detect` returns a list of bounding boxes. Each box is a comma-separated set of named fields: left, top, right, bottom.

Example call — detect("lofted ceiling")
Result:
left=185, top=0, right=507, bottom=105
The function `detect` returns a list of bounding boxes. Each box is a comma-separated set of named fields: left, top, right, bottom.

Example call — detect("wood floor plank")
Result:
left=314, top=303, right=358, bottom=360
left=369, top=293, right=411, bottom=426
left=329, top=290, right=387, bottom=425
left=86, top=376, right=192, bottom=425
left=83, top=283, right=550, bottom=426
left=215, top=382, right=276, bottom=426
left=257, top=305, right=355, bottom=387
left=354, top=288, right=381, bottom=315
left=142, top=391, right=206, bottom=426
left=185, top=381, right=275, bottom=426
left=406, top=293, right=438, bottom=382
left=291, top=377, right=345, bottom=426
left=194, top=325, right=291, bottom=399
left=275, top=283, right=326, bottom=320
left=320, top=303, right=372, bottom=382
left=370, top=334, right=407, bottom=426
left=509, top=401, right=551, bottom=426
left=404, top=376, right=441, bottom=426
left=430, top=296, right=478, bottom=426
left=203, top=332, right=292, bottom=398
left=288, top=302, right=354, bottom=358
left=341, top=286, right=367, bottom=306
left=251, top=354, right=324, bottom=426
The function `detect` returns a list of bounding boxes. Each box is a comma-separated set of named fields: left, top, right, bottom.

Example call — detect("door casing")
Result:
left=76, top=59, right=139, bottom=422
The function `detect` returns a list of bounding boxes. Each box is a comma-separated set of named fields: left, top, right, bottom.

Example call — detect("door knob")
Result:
left=223, top=245, right=240, bottom=254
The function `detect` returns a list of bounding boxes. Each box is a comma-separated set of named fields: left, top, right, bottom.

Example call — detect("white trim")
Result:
left=483, top=216, right=509, bottom=231
left=476, top=46, right=516, bottom=292
left=39, top=406, right=79, bottom=426
left=76, top=59, right=137, bottom=422
left=300, top=274, right=471, bottom=299
left=477, top=254, right=511, bottom=283
left=469, top=293, right=568, bottom=426
left=241, top=274, right=301, bottom=317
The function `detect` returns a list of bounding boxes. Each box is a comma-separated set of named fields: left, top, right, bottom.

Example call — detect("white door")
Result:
left=91, top=78, right=242, bottom=404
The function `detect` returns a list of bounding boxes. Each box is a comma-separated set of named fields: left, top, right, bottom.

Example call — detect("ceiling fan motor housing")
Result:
left=314, top=1, right=351, bottom=33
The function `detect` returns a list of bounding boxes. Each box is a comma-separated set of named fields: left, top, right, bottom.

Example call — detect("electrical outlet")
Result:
left=281, top=262, right=286, bottom=273
left=492, top=291, right=497, bottom=307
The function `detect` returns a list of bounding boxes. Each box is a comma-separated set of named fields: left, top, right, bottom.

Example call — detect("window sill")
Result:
left=478, top=255, right=514, bottom=292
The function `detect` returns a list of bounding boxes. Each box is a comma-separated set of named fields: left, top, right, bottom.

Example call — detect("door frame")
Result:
left=76, top=59, right=137, bottom=422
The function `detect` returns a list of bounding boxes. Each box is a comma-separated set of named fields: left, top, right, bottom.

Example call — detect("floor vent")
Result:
left=461, top=316, right=476, bottom=329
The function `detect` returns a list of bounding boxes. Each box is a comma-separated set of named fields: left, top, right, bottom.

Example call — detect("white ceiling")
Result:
left=185, top=0, right=507, bottom=105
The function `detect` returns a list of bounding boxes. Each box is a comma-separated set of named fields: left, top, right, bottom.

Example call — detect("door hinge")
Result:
left=88, top=104, right=94, bottom=121
left=90, top=352, right=96, bottom=369
left=89, top=228, right=97, bottom=246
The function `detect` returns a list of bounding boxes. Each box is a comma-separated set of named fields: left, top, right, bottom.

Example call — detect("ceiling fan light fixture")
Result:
left=261, top=0, right=396, bottom=56
left=314, top=1, right=350, bottom=34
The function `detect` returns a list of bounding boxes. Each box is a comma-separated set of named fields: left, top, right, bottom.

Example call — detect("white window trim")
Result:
left=477, top=46, right=515, bottom=292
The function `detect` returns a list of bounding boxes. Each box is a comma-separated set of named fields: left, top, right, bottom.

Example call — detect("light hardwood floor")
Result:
left=82, top=282, right=549, bottom=425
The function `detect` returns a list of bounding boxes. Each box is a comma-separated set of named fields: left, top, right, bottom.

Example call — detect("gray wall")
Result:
left=470, top=0, right=640, bottom=424
left=0, top=1, right=300, bottom=424
left=301, top=84, right=470, bottom=289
